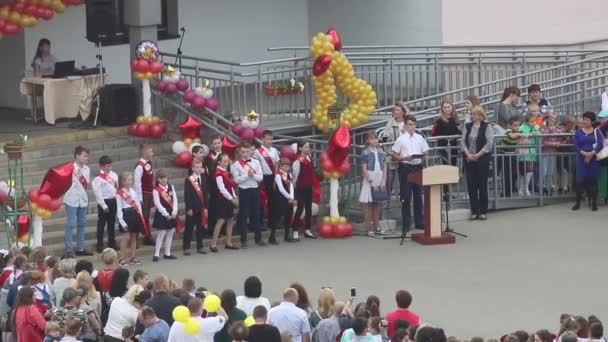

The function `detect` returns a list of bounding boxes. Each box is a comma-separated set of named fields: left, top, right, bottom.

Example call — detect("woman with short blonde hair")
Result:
left=309, top=287, right=336, bottom=329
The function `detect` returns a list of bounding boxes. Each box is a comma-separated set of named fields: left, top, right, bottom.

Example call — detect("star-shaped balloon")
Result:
left=247, top=110, right=259, bottom=122
left=178, top=115, right=203, bottom=140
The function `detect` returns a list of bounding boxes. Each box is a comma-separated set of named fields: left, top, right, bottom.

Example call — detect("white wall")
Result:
left=0, top=33, right=26, bottom=109
left=441, top=0, right=608, bottom=45
left=307, top=0, right=442, bottom=46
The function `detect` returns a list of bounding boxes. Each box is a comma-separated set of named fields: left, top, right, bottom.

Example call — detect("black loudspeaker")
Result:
left=85, top=0, right=123, bottom=43
left=98, top=84, right=137, bottom=126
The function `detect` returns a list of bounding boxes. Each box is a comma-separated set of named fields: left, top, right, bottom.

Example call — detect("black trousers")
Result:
left=269, top=195, right=293, bottom=241
left=184, top=212, right=205, bottom=251
left=238, top=188, right=262, bottom=244
left=262, top=174, right=275, bottom=224
left=293, top=187, right=313, bottom=230
left=465, top=156, right=490, bottom=215
left=96, top=198, right=117, bottom=248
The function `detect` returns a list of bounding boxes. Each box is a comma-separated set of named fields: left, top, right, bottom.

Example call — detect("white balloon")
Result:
left=164, top=70, right=181, bottom=83
left=172, top=141, right=188, bottom=154
left=190, top=143, right=210, bottom=155
left=249, top=121, right=259, bottom=129
left=241, top=120, right=251, bottom=128
left=0, top=181, right=7, bottom=195
left=202, top=89, right=214, bottom=99
left=291, top=143, right=298, bottom=154
left=195, top=86, right=205, bottom=96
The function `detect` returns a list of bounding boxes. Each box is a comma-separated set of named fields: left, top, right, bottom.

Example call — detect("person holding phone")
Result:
left=391, top=115, right=429, bottom=234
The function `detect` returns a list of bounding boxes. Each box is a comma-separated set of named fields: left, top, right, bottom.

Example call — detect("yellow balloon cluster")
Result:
left=136, top=115, right=161, bottom=125
left=204, top=294, right=221, bottom=313
left=322, top=216, right=347, bottom=224
left=183, top=137, right=201, bottom=147
left=310, top=33, right=377, bottom=133
left=31, top=203, right=52, bottom=219
left=172, top=305, right=201, bottom=335
left=134, top=72, right=157, bottom=81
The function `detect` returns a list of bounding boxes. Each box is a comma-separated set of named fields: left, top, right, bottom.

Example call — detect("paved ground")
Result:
left=101, top=202, right=607, bottom=338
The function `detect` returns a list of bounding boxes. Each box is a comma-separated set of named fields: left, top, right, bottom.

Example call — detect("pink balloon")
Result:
left=176, top=79, right=189, bottom=92
left=155, top=80, right=168, bottom=92
left=165, top=83, right=177, bottom=94
left=280, top=145, right=296, bottom=161
left=254, top=125, right=266, bottom=139
left=0, top=191, right=6, bottom=203
left=240, top=127, right=254, bottom=141
left=232, top=122, right=244, bottom=136
left=183, top=90, right=196, bottom=103
left=205, top=97, right=219, bottom=112
left=192, top=96, right=206, bottom=110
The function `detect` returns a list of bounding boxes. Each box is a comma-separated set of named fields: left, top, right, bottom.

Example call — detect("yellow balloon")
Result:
left=172, top=305, right=190, bottom=324
left=145, top=72, right=155, bottom=80
left=31, top=203, right=38, bottom=211
left=338, top=216, right=347, bottom=223
left=184, top=138, right=193, bottom=146
left=39, top=0, right=52, bottom=6
left=134, top=72, right=145, bottom=81
left=322, top=216, right=331, bottom=223
left=52, top=0, right=65, bottom=13
left=44, top=211, right=52, bottom=219
left=18, top=234, right=29, bottom=244
left=0, top=7, right=8, bottom=18
left=204, top=294, right=221, bottom=313
left=193, top=138, right=201, bottom=143
left=184, top=318, right=201, bottom=335
left=8, top=12, right=21, bottom=23
left=244, top=316, right=255, bottom=327
left=150, top=115, right=160, bottom=124
left=144, top=116, right=154, bottom=124
left=136, top=116, right=146, bottom=124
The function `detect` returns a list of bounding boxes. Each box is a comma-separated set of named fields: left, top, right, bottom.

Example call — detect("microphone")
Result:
left=180, top=27, right=185, bottom=33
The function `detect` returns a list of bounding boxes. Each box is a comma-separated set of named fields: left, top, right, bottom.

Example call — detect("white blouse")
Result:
left=116, top=188, right=142, bottom=228
left=152, top=184, right=178, bottom=217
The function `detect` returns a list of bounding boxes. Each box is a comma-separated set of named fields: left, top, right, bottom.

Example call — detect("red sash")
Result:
left=278, top=170, right=292, bottom=187
left=73, top=165, right=88, bottom=189
left=188, top=175, right=208, bottom=226
left=238, top=159, right=256, bottom=173
left=298, top=155, right=313, bottom=168
left=257, top=146, right=275, bottom=174
left=155, top=185, right=183, bottom=233
left=97, top=172, right=116, bottom=188
left=136, top=160, right=153, bottom=176
left=117, top=188, right=150, bottom=236
left=214, top=168, right=236, bottom=198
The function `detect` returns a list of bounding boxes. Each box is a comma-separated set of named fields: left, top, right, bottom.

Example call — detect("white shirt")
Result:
left=63, top=162, right=90, bottom=207
left=168, top=316, right=225, bottom=342
left=104, top=297, right=139, bottom=339
left=391, top=131, right=429, bottom=165
left=133, top=158, right=150, bottom=202
left=231, top=159, right=263, bottom=189
left=152, top=184, right=178, bottom=217
left=116, top=188, right=142, bottom=228
left=268, top=301, right=311, bottom=342
left=215, top=167, right=237, bottom=201
left=398, top=122, right=405, bottom=135
left=236, top=295, right=271, bottom=316
left=91, top=170, right=118, bottom=210
left=275, top=172, right=294, bottom=200
left=253, top=145, right=280, bottom=175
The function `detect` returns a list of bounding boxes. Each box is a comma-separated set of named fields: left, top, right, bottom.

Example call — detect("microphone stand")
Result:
left=174, top=27, right=186, bottom=71
left=92, top=36, right=105, bottom=128
left=443, top=191, right=467, bottom=238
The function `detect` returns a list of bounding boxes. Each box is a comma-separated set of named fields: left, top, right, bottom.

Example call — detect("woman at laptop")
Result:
left=32, top=38, right=58, bottom=77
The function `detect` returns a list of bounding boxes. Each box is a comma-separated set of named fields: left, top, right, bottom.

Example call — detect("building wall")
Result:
left=0, top=33, right=26, bottom=109
left=441, top=0, right=608, bottom=46
left=307, top=0, right=442, bottom=46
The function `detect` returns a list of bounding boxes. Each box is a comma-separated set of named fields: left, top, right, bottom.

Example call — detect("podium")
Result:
left=407, top=165, right=459, bottom=245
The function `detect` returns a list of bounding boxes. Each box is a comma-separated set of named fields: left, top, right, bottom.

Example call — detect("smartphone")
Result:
left=350, top=287, right=356, bottom=298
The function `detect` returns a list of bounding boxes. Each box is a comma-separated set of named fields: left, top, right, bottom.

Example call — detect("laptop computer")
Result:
left=45, top=60, right=75, bottom=78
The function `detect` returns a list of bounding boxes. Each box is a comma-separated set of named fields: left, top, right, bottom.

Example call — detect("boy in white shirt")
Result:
left=232, top=142, right=264, bottom=248
left=64, top=146, right=92, bottom=257
left=91, top=155, right=118, bottom=253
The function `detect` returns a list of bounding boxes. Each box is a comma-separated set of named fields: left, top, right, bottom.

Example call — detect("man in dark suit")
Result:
left=184, top=159, right=208, bottom=255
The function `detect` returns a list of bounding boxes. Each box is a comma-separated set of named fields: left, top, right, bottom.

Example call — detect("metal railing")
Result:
left=158, top=46, right=608, bottom=126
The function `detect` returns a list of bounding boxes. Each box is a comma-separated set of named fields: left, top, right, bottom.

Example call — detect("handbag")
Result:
left=371, top=188, right=388, bottom=202
left=594, top=128, right=608, bottom=160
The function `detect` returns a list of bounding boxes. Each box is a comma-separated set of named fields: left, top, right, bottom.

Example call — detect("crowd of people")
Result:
left=0, top=244, right=603, bottom=342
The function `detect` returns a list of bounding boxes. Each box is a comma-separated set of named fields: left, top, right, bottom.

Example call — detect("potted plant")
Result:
left=264, top=79, right=305, bottom=96
left=3, top=134, right=27, bottom=160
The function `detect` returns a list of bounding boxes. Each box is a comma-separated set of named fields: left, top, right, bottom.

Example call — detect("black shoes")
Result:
left=197, top=249, right=207, bottom=255
left=164, top=255, right=177, bottom=260
left=153, top=256, right=159, bottom=262
left=75, top=250, right=94, bottom=256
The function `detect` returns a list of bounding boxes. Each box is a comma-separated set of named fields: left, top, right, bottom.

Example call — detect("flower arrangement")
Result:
left=264, top=79, right=305, bottom=96
left=3, top=135, right=27, bottom=160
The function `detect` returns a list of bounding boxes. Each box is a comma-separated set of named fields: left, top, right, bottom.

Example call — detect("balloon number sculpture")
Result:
left=0, top=0, right=82, bottom=38
left=310, top=28, right=377, bottom=133
left=317, top=124, right=353, bottom=238
left=231, top=110, right=267, bottom=142
left=128, top=40, right=167, bottom=138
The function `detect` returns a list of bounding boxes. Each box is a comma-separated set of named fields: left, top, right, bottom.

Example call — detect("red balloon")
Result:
left=179, top=115, right=203, bottom=139
left=28, top=188, right=40, bottom=203
left=313, top=55, right=332, bottom=76
left=280, top=145, right=296, bottom=161
left=191, top=95, right=206, bottom=110
left=165, top=82, right=177, bottom=94
left=149, top=123, right=164, bottom=138
left=327, top=28, right=342, bottom=51
left=130, top=58, right=139, bottom=70
left=39, top=161, right=75, bottom=199
left=4, top=22, right=20, bottom=34
left=337, top=159, right=351, bottom=174
left=47, top=198, right=62, bottom=212
left=240, top=127, right=254, bottom=141
left=0, top=18, right=6, bottom=31
left=182, top=90, right=196, bottom=103
left=327, top=124, right=351, bottom=165
left=135, top=123, right=150, bottom=137
left=176, top=79, right=189, bottom=92
left=149, top=60, right=163, bottom=74
left=155, top=80, right=168, bottom=92
left=136, top=59, right=150, bottom=73
left=127, top=122, right=138, bottom=136
left=221, top=135, right=239, bottom=160
left=254, top=125, right=266, bottom=139
left=38, top=193, right=52, bottom=209
left=205, top=97, right=219, bottom=112
left=318, top=223, right=334, bottom=238
left=17, top=214, right=29, bottom=237
left=174, top=151, right=193, bottom=168
left=0, top=191, right=6, bottom=203
left=231, top=122, right=244, bottom=136
left=24, top=4, right=37, bottom=16
left=40, top=8, right=53, bottom=20
left=11, top=2, right=25, bottom=13
left=159, top=122, right=168, bottom=132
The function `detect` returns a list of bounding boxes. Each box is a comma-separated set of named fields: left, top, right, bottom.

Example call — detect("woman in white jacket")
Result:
left=382, top=102, right=409, bottom=197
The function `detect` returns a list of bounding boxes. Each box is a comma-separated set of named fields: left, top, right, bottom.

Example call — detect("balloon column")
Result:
left=172, top=115, right=203, bottom=168
left=0, top=0, right=82, bottom=38
left=178, top=79, right=220, bottom=113
left=156, top=65, right=188, bottom=96
left=231, top=110, right=267, bottom=142
left=317, top=124, right=353, bottom=238
left=310, top=28, right=377, bottom=133
left=129, top=40, right=167, bottom=138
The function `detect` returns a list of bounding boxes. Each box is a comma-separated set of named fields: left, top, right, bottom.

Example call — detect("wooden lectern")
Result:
left=407, top=165, right=459, bottom=245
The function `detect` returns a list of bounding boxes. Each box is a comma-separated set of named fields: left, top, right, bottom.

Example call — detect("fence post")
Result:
left=434, top=53, right=440, bottom=95
left=256, top=66, right=261, bottom=120
left=390, top=57, right=396, bottom=106
left=229, top=67, right=236, bottom=116
left=538, top=136, right=544, bottom=207
left=493, top=139, right=498, bottom=210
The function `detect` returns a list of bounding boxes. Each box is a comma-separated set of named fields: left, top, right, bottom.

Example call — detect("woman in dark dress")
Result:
left=572, top=111, right=604, bottom=211
left=432, top=99, right=462, bottom=166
